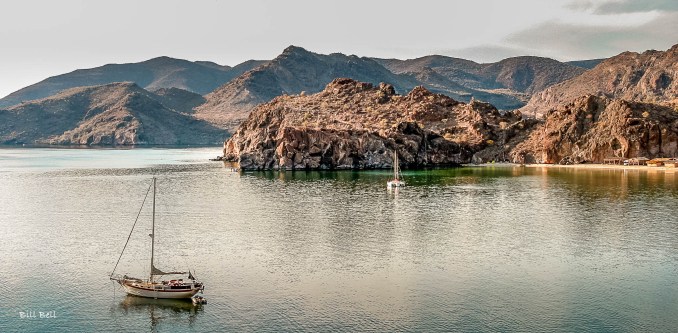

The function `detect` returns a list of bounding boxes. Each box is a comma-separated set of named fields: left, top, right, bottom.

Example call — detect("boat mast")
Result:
left=150, top=177, right=156, bottom=282
left=394, top=151, right=399, bottom=181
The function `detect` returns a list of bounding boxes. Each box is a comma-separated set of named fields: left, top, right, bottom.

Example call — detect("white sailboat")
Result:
left=110, top=177, right=204, bottom=299
left=387, top=150, right=405, bottom=189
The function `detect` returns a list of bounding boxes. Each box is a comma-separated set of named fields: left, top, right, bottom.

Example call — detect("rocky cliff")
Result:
left=511, top=95, right=678, bottom=164
left=224, top=78, right=534, bottom=170
left=521, top=44, right=678, bottom=118
left=0, top=82, right=226, bottom=145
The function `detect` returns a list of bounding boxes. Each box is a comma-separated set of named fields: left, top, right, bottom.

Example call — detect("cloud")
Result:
left=567, top=0, right=678, bottom=13
left=595, top=0, right=678, bottom=13
left=504, top=11, right=678, bottom=60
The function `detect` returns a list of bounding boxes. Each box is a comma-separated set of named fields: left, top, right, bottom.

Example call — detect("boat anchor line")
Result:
left=110, top=177, right=205, bottom=300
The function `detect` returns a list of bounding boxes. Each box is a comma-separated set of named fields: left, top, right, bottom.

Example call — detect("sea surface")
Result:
left=0, top=147, right=676, bottom=332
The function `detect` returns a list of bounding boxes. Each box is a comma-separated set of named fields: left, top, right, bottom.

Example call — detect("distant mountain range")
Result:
left=193, top=46, right=422, bottom=130
left=0, top=57, right=267, bottom=109
left=8, top=44, right=671, bottom=148
left=193, top=46, right=593, bottom=131
left=375, top=54, right=587, bottom=97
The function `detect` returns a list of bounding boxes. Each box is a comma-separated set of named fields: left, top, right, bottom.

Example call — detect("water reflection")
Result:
left=2, top=148, right=677, bottom=332
left=116, top=296, right=202, bottom=332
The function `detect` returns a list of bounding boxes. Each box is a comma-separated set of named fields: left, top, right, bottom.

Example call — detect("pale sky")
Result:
left=1, top=0, right=676, bottom=99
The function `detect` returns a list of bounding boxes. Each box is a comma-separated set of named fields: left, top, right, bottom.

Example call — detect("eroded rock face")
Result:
left=511, top=95, right=678, bottom=164
left=224, top=78, right=531, bottom=170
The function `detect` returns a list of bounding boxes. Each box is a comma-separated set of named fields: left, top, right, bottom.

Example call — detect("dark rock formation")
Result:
left=510, top=95, right=678, bottom=164
left=224, top=78, right=533, bottom=170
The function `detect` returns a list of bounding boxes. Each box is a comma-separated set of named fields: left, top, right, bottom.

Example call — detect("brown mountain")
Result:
left=0, top=82, right=226, bottom=145
left=567, top=59, right=606, bottom=70
left=480, top=56, right=586, bottom=95
left=223, top=78, right=535, bottom=170
left=151, top=87, right=205, bottom=114
left=521, top=44, right=678, bottom=118
left=374, top=55, right=586, bottom=108
left=0, top=57, right=267, bottom=109
left=510, top=95, right=678, bottom=164
left=194, top=46, right=419, bottom=132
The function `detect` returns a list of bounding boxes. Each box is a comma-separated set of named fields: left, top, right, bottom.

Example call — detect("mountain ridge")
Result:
left=0, top=57, right=267, bottom=109
left=0, top=82, right=225, bottom=145
left=520, top=44, right=678, bottom=118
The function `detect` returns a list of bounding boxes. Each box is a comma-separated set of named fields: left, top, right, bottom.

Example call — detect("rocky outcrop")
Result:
left=521, top=44, right=678, bottom=118
left=0, top=82, right=226, bottom=145
left=224, top=78, right=533, bottom=170
left=510, top=95, right=678, bottom=164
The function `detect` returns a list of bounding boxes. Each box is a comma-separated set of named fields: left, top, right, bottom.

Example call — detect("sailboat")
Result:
left=110, top=177, right=204, bottom=299
left=387, top=150, right=405, bottom=189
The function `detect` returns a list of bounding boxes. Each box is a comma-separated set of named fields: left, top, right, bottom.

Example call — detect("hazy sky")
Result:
left=1, top=0, right=676, bottom=98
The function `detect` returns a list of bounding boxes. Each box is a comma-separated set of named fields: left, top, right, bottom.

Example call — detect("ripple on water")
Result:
left=0, top=150, right=677, bottom=332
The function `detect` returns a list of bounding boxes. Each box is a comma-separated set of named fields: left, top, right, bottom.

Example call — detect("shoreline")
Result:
left=466, top=162, right=678, bottom=171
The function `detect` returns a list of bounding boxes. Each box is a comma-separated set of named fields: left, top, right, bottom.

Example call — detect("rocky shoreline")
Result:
left=223, top=79, right=535, bottom=170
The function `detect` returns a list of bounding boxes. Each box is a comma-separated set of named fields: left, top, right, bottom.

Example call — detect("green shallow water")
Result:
left=0, top=148, right=676, bottom=332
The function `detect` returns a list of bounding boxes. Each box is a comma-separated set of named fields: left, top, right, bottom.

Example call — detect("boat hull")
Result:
left=121, top=283, right=201, bottom=299
left=387, top=180, right=405, bottom=188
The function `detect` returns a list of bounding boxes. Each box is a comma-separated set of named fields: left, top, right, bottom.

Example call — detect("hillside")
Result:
left=511, top=95, right=678, bottom=164
left=0, top=82, right=226, bottom=145
left=223, top=78, right=535, bottom=170
left=567, top=59, right=605, bottom=69
left=374, top=55, right=586, bottom=106
left=194, top=46, right=420, bottom=132
left=480, top=56, right=586, bottom=95
left=0, top=57, right=267, bottom=109
left=151, top=87, right=205, bottom=114
left=521, top=44, right=678, bottom=118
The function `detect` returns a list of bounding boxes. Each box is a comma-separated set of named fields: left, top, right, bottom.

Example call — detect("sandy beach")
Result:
left=466, top=162, right=678, bottom=171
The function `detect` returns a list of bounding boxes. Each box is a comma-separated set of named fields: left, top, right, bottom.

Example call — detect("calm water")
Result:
left=0, top=148, right=676, bottom=332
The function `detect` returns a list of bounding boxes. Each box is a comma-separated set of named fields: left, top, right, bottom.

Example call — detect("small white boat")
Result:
left=110, top=177, right=204, bottom=299
left=387, top=150, right=405, bottom=189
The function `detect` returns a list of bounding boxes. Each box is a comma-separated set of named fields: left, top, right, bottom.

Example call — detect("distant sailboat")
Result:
left=387, top=150, right=405, bottom=189
left=110, top=177, right=204, bottom=299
